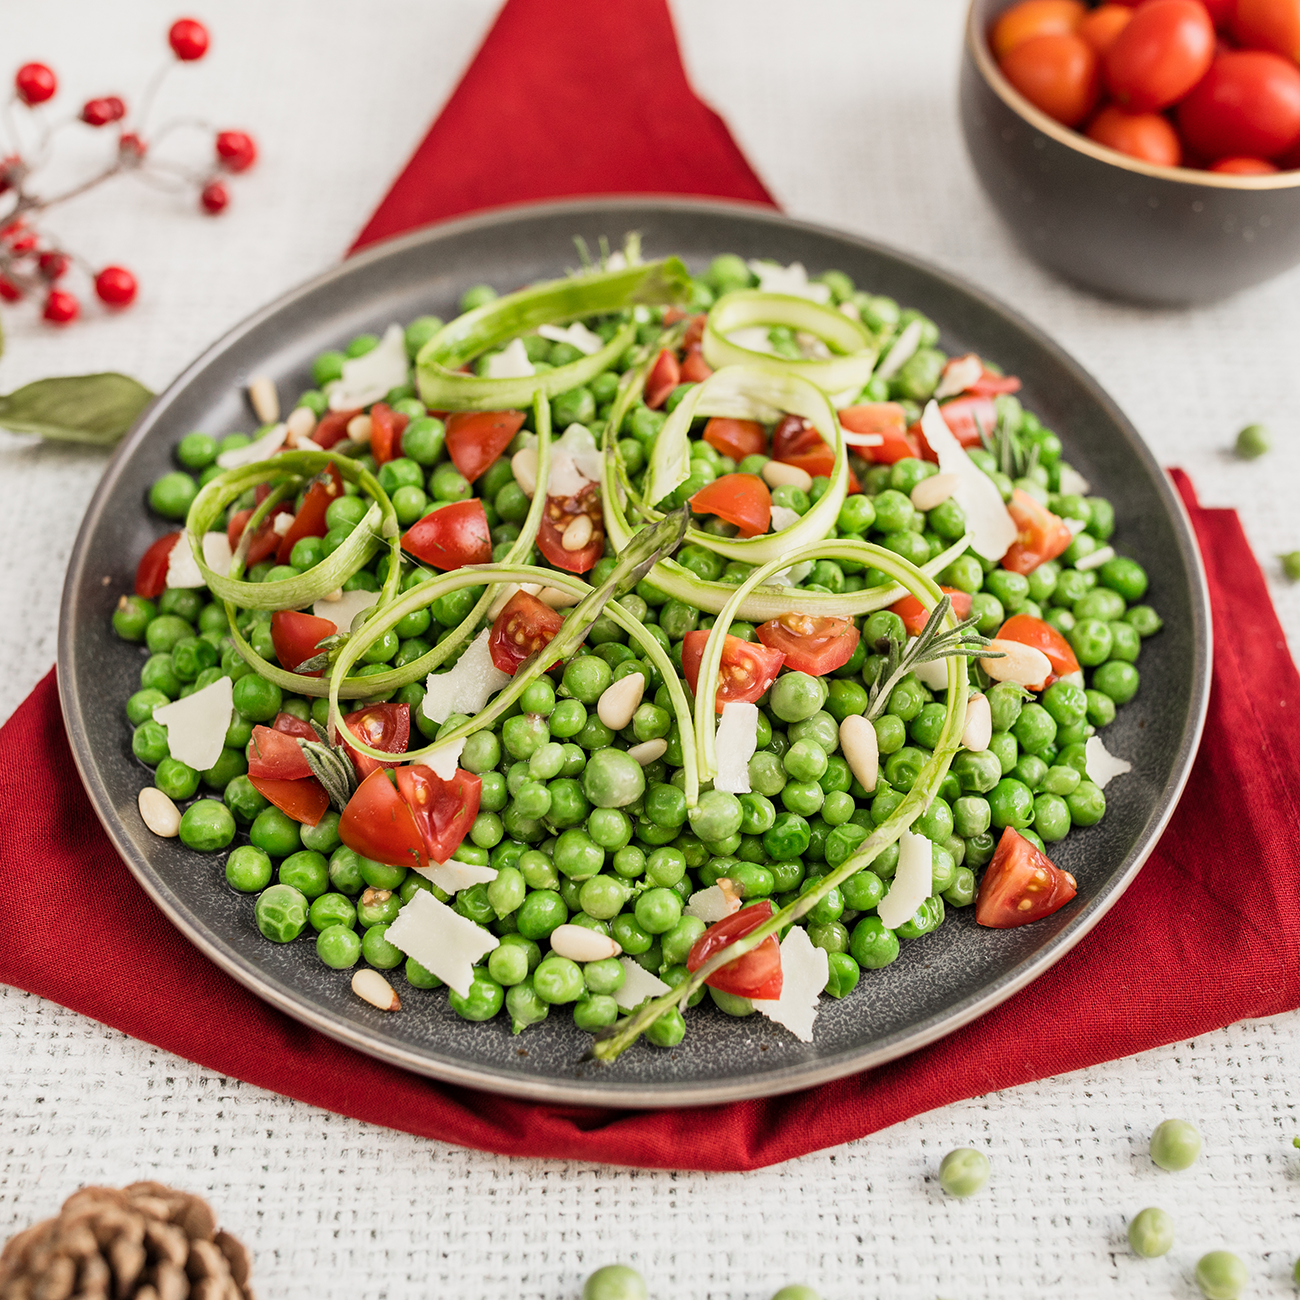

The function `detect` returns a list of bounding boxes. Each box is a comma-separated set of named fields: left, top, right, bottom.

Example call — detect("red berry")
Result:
left=168, top=18, right=209, bottom=61
left=8, top=231, right=37, bottom=254
left=43, top=290, right=79, bottom=325
left=15, top=63, right=56, bottom=106
left=81, top=96, right=126, bottom=127
left=0, top=278, right=23, bottom=303
left=200, top=179, right=229, bottom=214
left=38, top=250, right=69, bottom=280
left=95, top=265, right=137, bottom=307
left=119, top=133, right=148, bottom=163
left=215, top=130, right=257, bottom=173
left=0, top=155, right=26, bottom=196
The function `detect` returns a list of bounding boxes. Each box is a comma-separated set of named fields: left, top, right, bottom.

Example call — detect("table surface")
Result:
left=2, top=2, right=1299, bottom=1296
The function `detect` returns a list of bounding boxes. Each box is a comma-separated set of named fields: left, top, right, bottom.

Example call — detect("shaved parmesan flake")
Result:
left=215, top=422, right=287, bottom=470
left=1058, top=465, right=1092, bottom=496
left=839, top=426, right=884, bottom=448
left=911, top=642, right=950, bottom=692
left=165, top=536, right=204, bottom=589
left=920, top=400, right=1017, bottom=561
left=877, top=829, right=933, bottom=930
left=1085, top=735, right=1132, bottom=789
left=422, top=630, right=511, bottom=725
left=311, top=587, right=378, bottom=632
left=766, top=561, right=814, bottom=588
left=384, top=889, right=498, bottom=999
left=202, top=531, right=233, bottom=578
left=545, top=423, right=602, bottom=497
left=605, top=250, right=627, bottom=271
left=538, top=321, right=604, bottom=355
left=874, top=318, right=923, bottom=380
left=1065, top=516, right=1088, bottom=536
left=612, top=958, right=670, bottom=1011
left=714, top=702, right=759, bottom=794
left=272, top=512, right=295, bottom=536
left=427, top=736, right=466, bottom=781
left=769, top=505, right=802, bottom=534
left=934, top=353, right=984, bottom=400
left=685, top=885, right=742, bottom=924
left=415, top=858, right=497, bottom=896
left=726, top=326, right=776, bottom=355
left=152, top=676, right=234, bottom=773
left=752, top=925, right=828, bottom=1043
left=747, top=260, right=832, bottom=304
left=327, top=324, right=408, bottom=411
left=1074, top=545, right=1115, bottom=572
left=483, top=337, right=535, bottom=379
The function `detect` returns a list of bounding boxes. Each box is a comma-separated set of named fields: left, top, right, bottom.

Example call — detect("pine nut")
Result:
left=981, top=638, right=1052, bottom=689
left=511, top=447, right=539, bottom=497
left=537, top=586, right=581, bottom=609
left=597, top=672, right=645, bottom=731
left=285, top=405, right=317, bottom=446
left=561, top=513, right=593, bottom=551
left=547, top=924, right=622, bottom=962
left=138, top=787, right=181, bottom=838
left=910, top=472, right=960, bottom=512
left=247, top=375, right=280, bottom=425
left=627, top=738, right=668, bottom=765
left=346, top=413, right=372, bottom=444
left=761, top=460, right=814, bottom=492
left=962, top=692, right=992, bottom=752
left=320, top=587, right=344, bottom=602
left=839, top=714, right=879, bottom=794
left=351, top=968, right=401, bottom=1011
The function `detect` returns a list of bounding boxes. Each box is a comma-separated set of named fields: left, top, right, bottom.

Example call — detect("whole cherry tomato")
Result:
left=1000, top=33, right=1102, bottom=125
left=1232, top=0, right=1300, bottom=62
left=1209, top=155, right=1281, bottom=171
left=1086, top=104, right=1184, bottom=164
left=1104, top=0, right=1216, bottom=112
left=991, top=0, right=1086, bottom=59
left=1078, top=4, right=1134, bottom=54
left=1177, top=50, right=1300, bottom=159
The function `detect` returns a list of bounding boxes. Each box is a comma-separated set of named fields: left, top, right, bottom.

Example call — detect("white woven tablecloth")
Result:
left=2, top=3, right=1298, bottom=1296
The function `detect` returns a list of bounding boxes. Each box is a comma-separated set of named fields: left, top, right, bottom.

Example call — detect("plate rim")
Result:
left=58, top=194, right=1213, bottom=1108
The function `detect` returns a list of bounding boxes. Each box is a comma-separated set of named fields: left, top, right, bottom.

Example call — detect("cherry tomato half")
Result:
left=135, top=532, right=180, bottom=599
left=1001, top=489, right=1074, bottom=575
left=269, top=610, right=337, bottom=675
left=339, top=768, right=427, bottom=869
left=976, top=827, right=1078, bottom=927
left=1103, top=0, right=1215, bottom=112
left=689, top=473, right=772, bottom=538
left=755, top=613, right=860, bottom=676
left=1232, top=0, right=1300, bottom=62
left=686, top=900, right=783, bottom=1000
left=991, top=0, right=1086, bottom=59
left=276, top=464, right=344, bottom=565
left=445, top=409, right=526, bottom=483
left=401, top=498, right=492, bottom=569
left=680, top=631, right=786, bottom=713
left=1086, top=104, right=1184, bottom=165
left=369, top=401, right=411, bottom=468
left=996, top=612, right=1082, bottom=678
left=535, top=483, right=604, bottom=574
left=489, top=589, right=565, bottom=675
left=1176, top=50, right=1300, bottom=160
left=1001, top=32, right=1102, bottom=125
left=703, top=417, right=767, bottom=461
left=336, top=702, right=410, bottom=780
left=394, top=765, right=482, bottom=865
left=645, top=349, right=681, bottom=409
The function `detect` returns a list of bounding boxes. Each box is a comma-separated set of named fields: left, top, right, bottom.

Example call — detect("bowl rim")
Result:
left=966, top=0, right=1300, bottom=190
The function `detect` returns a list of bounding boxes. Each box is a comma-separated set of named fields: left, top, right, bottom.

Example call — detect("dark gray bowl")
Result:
left=961, top=0, right=1300, bottom=305
left=58, top=197, right=1210, bottom=1107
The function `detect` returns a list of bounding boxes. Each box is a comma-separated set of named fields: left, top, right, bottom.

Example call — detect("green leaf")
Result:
left=0, top=372, right=154, bottom=445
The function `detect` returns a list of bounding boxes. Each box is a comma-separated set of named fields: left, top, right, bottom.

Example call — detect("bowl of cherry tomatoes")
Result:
left=960, top=0, right=1300, bottom=303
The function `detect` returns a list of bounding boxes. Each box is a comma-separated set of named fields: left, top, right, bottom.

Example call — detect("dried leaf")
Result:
left=0, top=372, right=153, bottom=445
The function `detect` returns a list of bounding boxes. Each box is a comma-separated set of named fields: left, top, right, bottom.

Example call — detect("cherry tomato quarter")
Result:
left=368, top=401, right=410, bottom=467
left=535, top=483, right=605, bottom=573
left=336, top=702, right=410, bottom=780
left=689, top=473, right=772, bottom=538
left=996, top=612, right=1082, bottom=677
left=888, top=588, right=975, bottom=638
left=247, top=775, right=331, bottom=828
left=976, top=827, right=1078, bottom=927
left=445, top=409, right=526, bottom=483
left=339, top=768, right=427, bottom=869
left=645, top=349, right=681, bottom=409
left=134, top=532, right=180, bottom=599
left=703, top=417, right=767, bottom=461
left=489, top=589, right=565, bottom=674
left=1001, top=489, right=1075, bottom=574
left=755, top=613, right=861, bottom=675
left=394, top=765, right=482, bottom=864
left=686, top=900, right=783, bottom=999
left=400, top=498, right=492, bottom=569
left=680, top=631, right=786, bottom=712
left=269, top=610, right=337, bottom=675
left=247, top=726, right=313, bottom=781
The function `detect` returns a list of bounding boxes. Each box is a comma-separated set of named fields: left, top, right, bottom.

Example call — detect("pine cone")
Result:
left=0, top=1183, right=253, bottom=1300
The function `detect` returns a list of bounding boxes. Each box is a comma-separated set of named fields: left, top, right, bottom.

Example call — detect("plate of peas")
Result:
left=59, top=197, right=1210, bottom=1105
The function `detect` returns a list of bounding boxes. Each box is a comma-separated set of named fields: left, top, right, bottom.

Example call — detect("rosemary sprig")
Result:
left=864, top=596, right=1000, bottom=723
left=977, top=402, right=1039, bottom=482
left=298, top=738, right=358, bottom=813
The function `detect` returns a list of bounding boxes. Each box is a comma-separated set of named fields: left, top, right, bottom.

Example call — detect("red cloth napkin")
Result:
left=5, top=0, right=1300, bottom=1171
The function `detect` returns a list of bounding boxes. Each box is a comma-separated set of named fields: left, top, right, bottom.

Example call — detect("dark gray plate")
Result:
left=58, top=198, right=1210, bottom=1108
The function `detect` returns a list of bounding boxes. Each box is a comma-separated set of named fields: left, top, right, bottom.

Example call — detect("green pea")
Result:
left=148, top=471, right=198, bottom=520
left=177, top=799, right=235, bottom=851
left=1194, top=1252, right=1247, bottom=1300
left=1127, top=1207, right=1174, bottom=1258
left=708, top=985, right=754, bottom=1017
left=308, top=892, right=356, bottom=933
left=278, top=849, right=329, bottom=899
left=113, top=595, right=157, bottom=644
left=1013, top=702, right=1057, bottom=755
left=1093, top=659, right=1139, bottom=704
left=939, top=1147, right=990, bottom=1197
left=1149, top=1118, right=1201, bottom=1171
left=449, top=968, right=505, bottom=1021
left=249, top=884, right=307, bottom=944
left=516, top=889, right=567, bottom=940
left=582, top=749, right=646, bottom=809
left=988, top=777, right=1034, bottom=829
left=358, top=922, right=402, bottom=969
left=850, top=916, right=900, bottom=969
left=315, top=925, right=361, bottom=970
left=225, top=845, right=273, bottom=893
left=582, top=1264, right=647, bottom=1300
left=249, top=806, right=302, bottom=858
left=503, top=977, right=547, bottom=1033
left=1126, top=604, right=1163, bottom=637
left=942, top=866, right=977, bottom=907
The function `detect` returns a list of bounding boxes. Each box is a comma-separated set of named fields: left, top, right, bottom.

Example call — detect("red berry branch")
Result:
left=0, top=17, right=258, bottom=327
